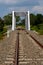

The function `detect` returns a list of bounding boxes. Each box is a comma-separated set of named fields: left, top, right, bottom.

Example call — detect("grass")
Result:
left=16, top=23, right=25, bottom=28
left=0, top=32, right=3, bottom=39
left=16, top=23, right=43, bottom=35
left=31, top=24, right=43, bottom=35
left=37, top=30, right=43, bottom=35
left=0, top=26, right=7, bottom=40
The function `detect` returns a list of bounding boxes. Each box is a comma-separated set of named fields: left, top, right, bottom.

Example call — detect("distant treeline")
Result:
left=0, top=13, right=43, bottom=34
left=30, top=14, right=43, bottom=34
left=30, top=14, right=43, bottom=25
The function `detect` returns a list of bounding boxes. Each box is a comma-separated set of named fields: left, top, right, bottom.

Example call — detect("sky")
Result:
left=0, top=0, right=43, bottom=17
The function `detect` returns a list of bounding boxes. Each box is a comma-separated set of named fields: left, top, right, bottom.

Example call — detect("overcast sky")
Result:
left=0, top=0, right=43, bottom=17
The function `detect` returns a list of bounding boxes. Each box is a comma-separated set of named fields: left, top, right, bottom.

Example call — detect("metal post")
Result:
left=25, top=15, right=28, bottom=30
left=27, top=11, right=30, bottom=30
left=12, top=11, right=16, bottom=31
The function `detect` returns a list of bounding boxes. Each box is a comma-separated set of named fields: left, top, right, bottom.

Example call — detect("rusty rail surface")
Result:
left=25, top=30, right=43, bottom=48
left=14, top=32, right=19, bottom=65
left=30, top=35, right=43, bottom=48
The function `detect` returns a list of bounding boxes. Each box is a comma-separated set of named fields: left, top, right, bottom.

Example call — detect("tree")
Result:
left=35, top=14, right=43, bottom=25
left=3, top=14, right=12, bottom=25
left=30, top=14, right=36, bottom=25
left=16, top=16, right=20, bottom=22
left=0, top=17, right=4, bottom=32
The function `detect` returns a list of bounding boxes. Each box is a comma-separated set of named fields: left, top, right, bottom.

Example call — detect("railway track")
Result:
left=25, top=30, right=43, bottom=48
left=18, top=30, right=43, bottom=65
left=0, top=29, right=43, bottom=65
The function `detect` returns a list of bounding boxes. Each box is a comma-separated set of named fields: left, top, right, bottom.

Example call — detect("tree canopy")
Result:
left=0, top=17, right=4, bottom=32
left=30, top=14, right=43, bottom=26
left=3, top=14, right=12, bottom=25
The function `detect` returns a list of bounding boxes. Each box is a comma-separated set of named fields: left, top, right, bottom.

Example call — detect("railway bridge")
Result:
left=0, top=11, right=43, bottom=65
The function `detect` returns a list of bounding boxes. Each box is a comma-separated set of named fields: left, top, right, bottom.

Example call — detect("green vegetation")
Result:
left=0, top=17, right=4, bottom=32
left=30, top=14, right=43, bottom=34
left=0, top=17, right=4, bottom=39
left=16, top=19, right=25, bottom=28
left=3, top=14, right=12, bottom=25
left=0, top=13, right=43, bottom=39
left=16, top=16, right=20, bottom=22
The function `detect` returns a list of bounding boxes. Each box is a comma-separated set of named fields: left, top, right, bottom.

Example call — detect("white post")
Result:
left=7, top=30, right=10, bottom=38
left=27, top=11, right=30, bottom=30
left=12, top=11, right=16, bottom=31
left=15, top=17, right=16, bottom=29
left=25, top=15, right=28, bottom=30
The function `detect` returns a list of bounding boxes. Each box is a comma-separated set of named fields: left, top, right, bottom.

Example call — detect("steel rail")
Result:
left=14, top=31, right=19, bottom=65
left=25, top=30, right=43, bottom=48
